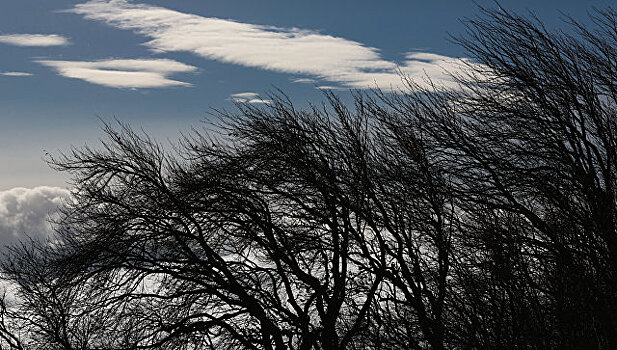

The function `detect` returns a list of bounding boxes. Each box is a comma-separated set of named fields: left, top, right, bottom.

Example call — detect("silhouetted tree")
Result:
left=374, top=5, right=617, bottom=349
left=2, top=4, right=617, bottom=350
left=0, top=96, right=454, bottom=350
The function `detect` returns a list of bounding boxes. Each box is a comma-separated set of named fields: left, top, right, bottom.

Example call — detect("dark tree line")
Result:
left=2, top=5, right=617, bottom=350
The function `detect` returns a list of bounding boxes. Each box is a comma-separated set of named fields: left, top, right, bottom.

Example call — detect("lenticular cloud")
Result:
left=70, top=0, right=473, bottom=90
left=0, top=34, right=69, bottom=47
left=37, top=58, right=196, bottom=88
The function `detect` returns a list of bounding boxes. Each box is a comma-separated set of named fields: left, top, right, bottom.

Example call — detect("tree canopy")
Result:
left=2, top=5, right=617, bottom=350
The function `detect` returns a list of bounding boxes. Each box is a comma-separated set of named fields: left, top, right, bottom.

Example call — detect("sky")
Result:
left=0, top=0, right=614, bottom=247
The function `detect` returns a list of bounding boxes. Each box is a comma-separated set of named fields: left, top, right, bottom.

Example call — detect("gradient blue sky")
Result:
left=0, top=0, right=614, bottom=191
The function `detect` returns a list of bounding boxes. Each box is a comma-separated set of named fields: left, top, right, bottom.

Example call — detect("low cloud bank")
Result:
left=0, top=186, right=71, bottom=249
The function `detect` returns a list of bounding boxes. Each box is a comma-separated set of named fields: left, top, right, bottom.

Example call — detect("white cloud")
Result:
left=230, top=92, right=259, bottom=99
left=292, top=78, right=317, bottom=84
left=0, top=72, right=33, bottom=77
left=0, top=186, right=71, bottom=248
left=316, top=85, right=345, bottom=90
left=229, top=92, right=271, bottom=104
left=36, top=58, right=197, bottom=88
left=70, top=0, right=473, bottom=90
left=0, top=34, right=69, bottom=47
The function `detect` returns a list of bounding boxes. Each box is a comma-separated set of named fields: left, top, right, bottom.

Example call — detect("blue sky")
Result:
left=1, top=0, right=614, bottom=190
left=0, top=1, right=615, bottom=245
left=0, top=0, right=614, bottom=247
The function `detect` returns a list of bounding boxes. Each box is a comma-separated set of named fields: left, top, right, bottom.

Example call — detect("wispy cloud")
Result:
left=316, top=85, right=345, bottom=90
left=70, top=0, right=473, bottom=90
left=36, top=58, right=196, bottom=88
left=229, top=92, right=271, bottom=104
left=0, top=186, right=70, bottom=248
left=0, top=72, right=33, bottom=77
left=0, top=34, right=69, bottom=47
left=292, top=78, right=318, bottom=84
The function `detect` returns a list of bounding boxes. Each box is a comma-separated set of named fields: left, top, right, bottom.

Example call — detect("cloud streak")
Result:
left=70, top=0, right=473, bottom=90
left=0, top=186, right=71, bottom=249
left=229, top=92, right=271, bottom=104
left=0, top=34, right=69, bottom=47
left=37, top=58, right=197, bottom=88
left=292, top=78, right=318, bottom=84
left=0, top=72, right=33, bottom=77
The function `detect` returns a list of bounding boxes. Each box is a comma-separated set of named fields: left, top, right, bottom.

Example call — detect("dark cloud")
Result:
left=0, top=186, right=70, bottom=249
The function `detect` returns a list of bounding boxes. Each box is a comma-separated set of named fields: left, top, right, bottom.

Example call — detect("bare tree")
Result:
left=371, top=5, right=617, bottom=349
left=2, top=4, right=617, bottom=350
left=0, top=90, right=456, bottom=350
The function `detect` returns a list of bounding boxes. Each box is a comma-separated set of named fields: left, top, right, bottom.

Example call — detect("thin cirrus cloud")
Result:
left=0, top=72, right=33, bottom=77
left=0, top=34, right=69, bottom=47
left=0, top=186, right=71, bottom=249
left=36, top=58, right=197, bottom=88
left=70, top=0, right=474, bottom=90
left=292, top=78, right=318, bottom=84
left=229, top=92, right=271, bottom=104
